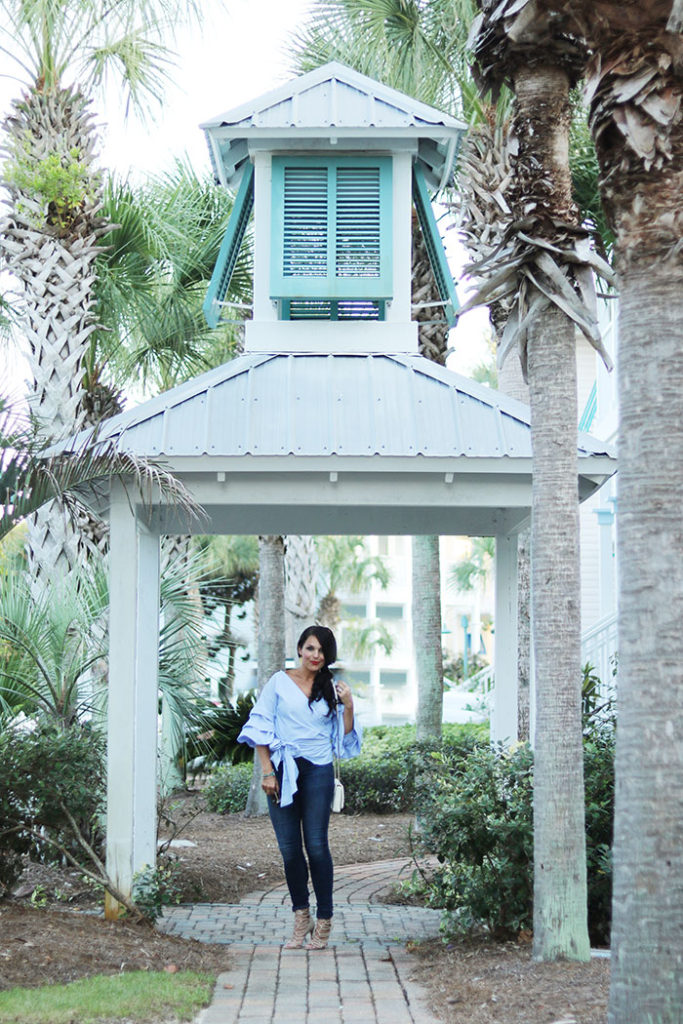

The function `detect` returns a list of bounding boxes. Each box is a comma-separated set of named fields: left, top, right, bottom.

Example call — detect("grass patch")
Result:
left=0, top=970, right=215, bottom=1023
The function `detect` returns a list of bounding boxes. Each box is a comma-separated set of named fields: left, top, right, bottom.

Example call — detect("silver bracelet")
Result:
left=262, top=770, right=276, bottom=779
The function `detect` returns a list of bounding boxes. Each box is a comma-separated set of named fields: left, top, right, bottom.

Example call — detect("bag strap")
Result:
left=334, top=702, right=343, bottom=780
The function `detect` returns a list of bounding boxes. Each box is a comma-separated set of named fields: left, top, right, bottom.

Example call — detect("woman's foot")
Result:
left=306, top=918, right=332, bottom=950
left=284, top=908, right=314, bottom=949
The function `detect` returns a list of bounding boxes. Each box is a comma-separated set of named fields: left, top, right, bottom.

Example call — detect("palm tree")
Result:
left=465, top=0, right=623, bottom=961
left=0, top=0, right=200, bottom=581
left=93, top=161, right=251, bottom=400
left=196, top=534, right=259, bottom=703
left=0, top=397, right=199, bottom=544
left=532, top=1, right=682, bottom=1015
left=244, top=535, right=286, bottom=817
left=315, top=535, right=390, bottom=631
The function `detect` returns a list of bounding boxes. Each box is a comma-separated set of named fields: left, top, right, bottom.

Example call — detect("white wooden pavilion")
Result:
left=60, top=64, right=616, bottom=910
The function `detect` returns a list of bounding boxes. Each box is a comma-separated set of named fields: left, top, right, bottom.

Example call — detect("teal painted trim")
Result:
left=270, top=155, right=393, bottom=300
left=578, top=381, right=598, bottom=432
left=203, top=163, right=254, bottom=329
left=412, top=163, right=459, bottom=327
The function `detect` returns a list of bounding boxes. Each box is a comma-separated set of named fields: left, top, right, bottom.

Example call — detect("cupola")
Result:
left=200, top=62, right=466, bottom=354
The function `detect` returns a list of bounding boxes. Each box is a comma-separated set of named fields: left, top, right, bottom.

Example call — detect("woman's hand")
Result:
left=335, top=680, right=353, bottom=709
left=261, top=772, right=279, bottom=802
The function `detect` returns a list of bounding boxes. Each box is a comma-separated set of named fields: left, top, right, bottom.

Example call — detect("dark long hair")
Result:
left=297, top=625, right=338, bottom=716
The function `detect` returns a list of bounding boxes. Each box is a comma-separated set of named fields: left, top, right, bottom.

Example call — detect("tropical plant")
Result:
left=0, top=569, right=108, bottom=728
left=448, top=536, right=494, bottom=592
left=528, top=1, right=683, bottom=1015
left=196, top=534, right=259, bottom=704
left=0, top=397, right=200, bottom=544
left=244, top=535, right=285, bottom=816
left=0, top=0, right=200, bottom=581
left=465, top=0, right=620, bottom=961
left=93, top=161, right=251, bottom=399
left=314, top=535, right=390, bottom=630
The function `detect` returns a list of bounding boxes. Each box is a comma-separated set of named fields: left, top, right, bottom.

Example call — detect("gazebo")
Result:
left=60, top=63, right=616, bottom=910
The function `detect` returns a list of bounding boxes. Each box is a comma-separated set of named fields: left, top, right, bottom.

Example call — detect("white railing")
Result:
left=453, top=612, right=618, bottom=712
left=581, top=612, right=618, bottom=688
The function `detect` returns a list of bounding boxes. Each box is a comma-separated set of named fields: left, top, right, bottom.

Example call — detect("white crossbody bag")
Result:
left=331, top=703, right=345, bottom=813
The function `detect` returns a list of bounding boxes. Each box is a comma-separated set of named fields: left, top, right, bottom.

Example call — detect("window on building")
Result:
left=345, top=670, right=371, bottom=688
left=379, top=670, right=408, bottom=688
left=270, top=156, right=393, bottom=314
left=342, top=602, right=367, bottom=618
left=376, top=603, right=404, bottom=620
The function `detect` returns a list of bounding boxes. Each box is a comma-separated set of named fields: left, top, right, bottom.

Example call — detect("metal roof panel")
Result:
left=51, top=352, right=615, bottom=468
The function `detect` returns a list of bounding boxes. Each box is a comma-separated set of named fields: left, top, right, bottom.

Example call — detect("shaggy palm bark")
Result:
left=0, top=86, right=107, bottom=582
left=455, top=109, right=533, bottom=739
left=469, top=0, right=609, bottom=958
left=245, top=535, right=285, bottom=817
left=539, top=1, right=683, bottom=1014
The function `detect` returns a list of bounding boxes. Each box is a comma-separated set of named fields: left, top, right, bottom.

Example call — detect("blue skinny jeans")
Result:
left=268, top=757, right=334, bottom=919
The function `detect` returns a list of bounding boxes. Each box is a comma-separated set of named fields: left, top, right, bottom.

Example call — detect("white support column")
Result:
left=105, top=483, right=160, bottom=917
left=493, top=534, right=519, bottom=745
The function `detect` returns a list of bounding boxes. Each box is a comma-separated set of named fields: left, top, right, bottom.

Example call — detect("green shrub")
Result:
left=132, top=860, right=183, bottom=921
left=414, top=729, right=615, bottom=944
left=0, top=724, right=105, bottom=893
left=204, top=762, right=253, bottom=814
left=340, top=722, right=488, bottom=814
left=416, top=742, right=534, bottom=939
left=185, top=691, right=257, bottom=771
left=584, top=725, right=615, bottom=945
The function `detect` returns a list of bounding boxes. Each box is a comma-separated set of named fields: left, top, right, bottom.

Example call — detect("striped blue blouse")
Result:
left=237, top=670, right=362, bottom=806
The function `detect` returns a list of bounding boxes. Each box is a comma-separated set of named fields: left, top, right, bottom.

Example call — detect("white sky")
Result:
left=0, top=0, right=489, bottom=398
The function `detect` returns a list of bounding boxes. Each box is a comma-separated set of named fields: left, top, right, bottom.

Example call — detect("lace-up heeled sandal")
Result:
left=306, top=918, right=332, bottom=950
left=284, top=908, right=314, bottom=949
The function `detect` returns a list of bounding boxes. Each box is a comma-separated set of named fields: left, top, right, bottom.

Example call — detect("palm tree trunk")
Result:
left=498, top=352, right=532, bottom=740
left=1, top=85, right=107, bottom=584
left=512, top=64, right=590, bottom=962
left=528, top=303, right=589, bottom=961
left=412, top=534, right=444, bottom=741
left=412, top=218, right=446, bottom=736
left=245, top=535, right=285, bottom=816
left=608, top=261, right=683, bottom=1023
left=284, top=535, right=319, bottom=660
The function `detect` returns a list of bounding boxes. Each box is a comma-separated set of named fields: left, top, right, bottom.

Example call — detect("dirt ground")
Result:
left=1, top=792, right=610, bottom=1023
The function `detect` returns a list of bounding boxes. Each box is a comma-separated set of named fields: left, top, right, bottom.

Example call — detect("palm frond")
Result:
left=0, top=401, right=204, bottom=541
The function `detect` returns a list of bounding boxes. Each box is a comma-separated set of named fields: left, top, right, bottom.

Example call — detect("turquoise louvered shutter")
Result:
left=203, top=163, right=254, bottom=329
left=412, top=163, right=459, bottom=328
left=271, top=156, right=392, bottom=300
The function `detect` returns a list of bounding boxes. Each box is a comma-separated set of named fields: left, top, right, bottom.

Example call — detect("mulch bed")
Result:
left=0, top=794, right=610, bottom=1022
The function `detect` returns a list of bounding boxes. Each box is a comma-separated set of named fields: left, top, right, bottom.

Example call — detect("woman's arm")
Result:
left=256, top=744, right=279, bottom=800
left=335, top=680, right=355, bottom=735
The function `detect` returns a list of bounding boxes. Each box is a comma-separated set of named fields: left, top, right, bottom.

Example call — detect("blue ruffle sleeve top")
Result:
left=237, top=670, right=362, bottom=806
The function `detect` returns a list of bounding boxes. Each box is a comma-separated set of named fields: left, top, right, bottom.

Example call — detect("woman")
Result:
left=237, top=625, right=361, bottom=950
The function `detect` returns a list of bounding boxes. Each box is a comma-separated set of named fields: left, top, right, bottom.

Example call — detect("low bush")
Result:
left=414, top=729, right=615, bottom=944
left=340, top=722, right=488, bottom=814
left=0, top=724, right=105, bottom=894
left=415, top=742, right=534, bottom=939
left=185, top=691, right=257, bottom=771
left=203, top=762, right=253, bottom=814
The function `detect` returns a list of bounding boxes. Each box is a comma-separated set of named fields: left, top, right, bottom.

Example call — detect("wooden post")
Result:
left=105, top=482, right=160, bottom=918
left=493, top=533, right=519, bottom=745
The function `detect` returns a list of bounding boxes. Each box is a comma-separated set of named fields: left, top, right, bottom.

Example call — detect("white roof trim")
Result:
left=200, top=61, right=466, bottom=135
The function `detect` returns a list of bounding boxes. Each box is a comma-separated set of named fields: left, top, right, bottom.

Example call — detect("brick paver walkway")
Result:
left=158, top=856, right=442, bottom=1023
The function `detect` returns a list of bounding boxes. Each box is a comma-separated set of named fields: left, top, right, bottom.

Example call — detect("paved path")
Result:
left=158, top=856, right=443, bottom=1024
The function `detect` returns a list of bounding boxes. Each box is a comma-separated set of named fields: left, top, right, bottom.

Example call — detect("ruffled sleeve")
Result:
left=237, top=676, right=278, bottom=749
left=333, top=709, right=362, bottom=760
